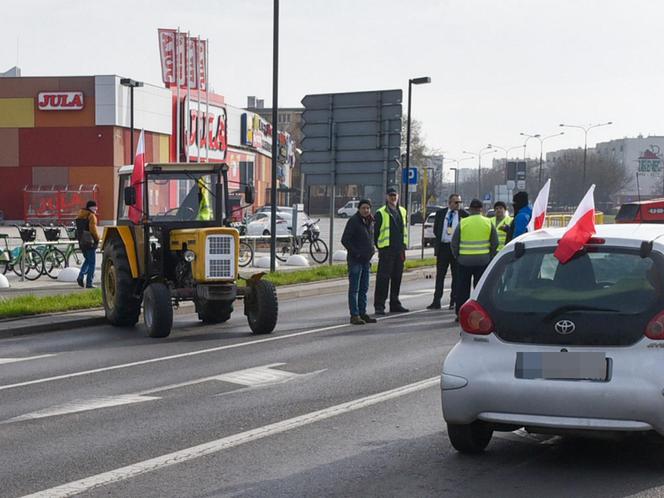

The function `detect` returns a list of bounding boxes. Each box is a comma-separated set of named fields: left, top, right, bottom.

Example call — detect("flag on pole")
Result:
left=527, top=178, right=551, bottom=232
left=128, top=130, right=145, bottom=224
left=553, top=185, right=596, bottom=264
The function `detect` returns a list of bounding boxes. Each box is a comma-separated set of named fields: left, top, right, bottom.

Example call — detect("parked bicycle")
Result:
left=38, top=224, right=69, bottom=279
left=0, top=226, right=44, bottom=280
left=62, top=223, right=84, bottom=267
left=238, top=240, right=254, bottom=268
left=276, top=219, right=328, bottom=264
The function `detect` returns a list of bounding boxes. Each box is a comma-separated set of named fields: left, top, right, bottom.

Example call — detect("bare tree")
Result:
left=546, top=151, right=629, bottom=210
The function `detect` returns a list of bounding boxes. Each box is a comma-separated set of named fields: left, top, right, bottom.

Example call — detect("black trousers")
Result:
left=455, top=264, right=487, bottom=315
left=374, top=249, right=404, bottom=311
left=432, top=243, right=457, bottom=305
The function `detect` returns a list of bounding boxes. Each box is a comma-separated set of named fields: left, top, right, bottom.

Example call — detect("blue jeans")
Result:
left=78, top=248, right=96, bottom=286
left=348, top=260, right=371, bottom=316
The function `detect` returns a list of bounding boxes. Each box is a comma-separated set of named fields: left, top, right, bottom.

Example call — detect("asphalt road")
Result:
left=2, top=280, right=664, bottom=497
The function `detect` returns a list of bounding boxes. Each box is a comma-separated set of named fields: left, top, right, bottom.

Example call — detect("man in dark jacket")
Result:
left=506, top=191, right=531, bottom=244
left=341, top=199, right=377, bottom=325
left=427, top=193, right=468, bottom=310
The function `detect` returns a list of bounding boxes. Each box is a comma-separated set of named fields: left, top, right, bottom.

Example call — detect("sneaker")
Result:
left=390, top=305, right=410, bottom=313
left=375, top=309, right=386, bottom=316
left=350, top=315, right=366, bottom=325
left=86, top=284, right=96, bottom=289
left=76, top=276, right=84, bottom=288
left=360, top=314, right=377, bottom=323
left=426, top=302, right=441, bottom=310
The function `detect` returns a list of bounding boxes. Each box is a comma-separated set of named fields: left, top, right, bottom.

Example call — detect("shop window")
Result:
left=240, top=161, right=254, bottom=186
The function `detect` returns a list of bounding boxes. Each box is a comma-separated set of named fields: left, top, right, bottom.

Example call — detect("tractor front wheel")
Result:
left=245, top=279, right=278, bottom=334
left=143, top=282, right=173, bottom=338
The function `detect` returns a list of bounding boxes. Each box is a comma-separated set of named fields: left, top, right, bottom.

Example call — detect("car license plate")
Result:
left=515, top=352, right=608, bottom=381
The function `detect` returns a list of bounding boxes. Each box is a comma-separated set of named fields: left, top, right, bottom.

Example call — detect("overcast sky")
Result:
left=4, top=0, right=663, bottom=162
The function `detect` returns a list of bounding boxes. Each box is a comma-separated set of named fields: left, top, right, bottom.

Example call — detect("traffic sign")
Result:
left=402, top=168, right=418, bottom=184
left=300, top=89, right=403, bottom=187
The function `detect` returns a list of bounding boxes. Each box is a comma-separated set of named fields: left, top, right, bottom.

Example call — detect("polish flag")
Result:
left=128, top=130, right=145, bottom=224
left=553, top=185, right=596, bottom=264
left=527, top=179, right=551, bottom=232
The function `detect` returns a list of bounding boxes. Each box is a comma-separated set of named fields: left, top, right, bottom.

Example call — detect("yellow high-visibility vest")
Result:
left=376, top=205, right=408, bottom=249
left=492, top=215, right=512, bottom=250
left=459, top=215, right=493, bottom=256
left=196, top=178, right=213, bottom=221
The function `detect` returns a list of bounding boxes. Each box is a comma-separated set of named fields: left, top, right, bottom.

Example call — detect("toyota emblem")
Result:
left=554, top=320, right=576, bottom=335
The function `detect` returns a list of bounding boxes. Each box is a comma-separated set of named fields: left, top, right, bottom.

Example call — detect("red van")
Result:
left=615, top=199, right=664, bottom=223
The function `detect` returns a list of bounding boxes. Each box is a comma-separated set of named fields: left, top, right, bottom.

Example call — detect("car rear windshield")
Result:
left=615, top=204, right=639, bottom=222
left=485, top=248, right=660, bottom=314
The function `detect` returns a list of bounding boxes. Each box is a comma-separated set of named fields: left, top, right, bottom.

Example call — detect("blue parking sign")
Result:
left=402, top=167, right=418, bottom=184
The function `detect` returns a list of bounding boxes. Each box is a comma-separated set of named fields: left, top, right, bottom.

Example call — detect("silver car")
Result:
left=441, top=224, right=664, bottom=453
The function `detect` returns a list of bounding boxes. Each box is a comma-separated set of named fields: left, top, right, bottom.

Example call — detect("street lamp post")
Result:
left=405, top=76, right=431, bottom=246
left=449, top=167, right=459, bottom=194
left=520, top=132, right=565, bottom=188
left=559, top=122, right=613, bottom=187
left=462, top=147, right=494, bottom=199
left=120, top=78, right=144, bottom=163
left=269, top=0, right=280, bottom=272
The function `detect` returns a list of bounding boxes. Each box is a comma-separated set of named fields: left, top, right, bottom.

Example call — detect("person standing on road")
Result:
left=427, top=193, right=468, bottom=310
left=341, top=199, right=377, bottom=325
left=75, top=200, right=100, bottom=289
left=491, top=201, right=512, bottom=251
left=506, top=191, right=531, bottom=243
left=373, top=187, right=409, bottom=315
left=452, top=199, right=498, bottom=319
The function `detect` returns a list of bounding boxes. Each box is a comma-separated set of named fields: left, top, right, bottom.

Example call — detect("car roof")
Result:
left=512, top=223, right=664, bottom=251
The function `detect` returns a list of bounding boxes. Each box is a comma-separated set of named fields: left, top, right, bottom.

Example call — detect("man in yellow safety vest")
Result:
left=451, top=198, right=498, bottom=319
left=373, top=187, right=409, bottom=315
left=491, top=201, right=512, bottom=251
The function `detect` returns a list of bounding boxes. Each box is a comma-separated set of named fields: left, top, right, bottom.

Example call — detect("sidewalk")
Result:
left=0, top=266, right=436, bottom=338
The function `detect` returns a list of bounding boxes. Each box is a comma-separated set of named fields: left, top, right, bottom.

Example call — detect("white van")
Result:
left=337, top=200, right=359, bottom=218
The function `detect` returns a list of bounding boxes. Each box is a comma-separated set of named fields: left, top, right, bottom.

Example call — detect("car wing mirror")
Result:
left=124, top=186, right=136, bottom=206
left=244, top=185, right=255, bottom=205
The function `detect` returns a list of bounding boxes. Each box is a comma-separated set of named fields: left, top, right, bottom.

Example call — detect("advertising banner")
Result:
left=158, top=29, right=201, bottom=88
left=187, top=36, right=199, bottom=89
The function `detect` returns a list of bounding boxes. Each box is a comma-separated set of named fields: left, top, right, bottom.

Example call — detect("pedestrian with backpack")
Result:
left=75, top=200, right=100, bottom=288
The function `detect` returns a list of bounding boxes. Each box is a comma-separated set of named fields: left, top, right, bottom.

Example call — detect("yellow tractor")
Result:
left=101, top=162, right=278, bottom=338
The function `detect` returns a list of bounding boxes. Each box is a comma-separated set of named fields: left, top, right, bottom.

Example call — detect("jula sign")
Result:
left=37, top=92, right=85, bottom=111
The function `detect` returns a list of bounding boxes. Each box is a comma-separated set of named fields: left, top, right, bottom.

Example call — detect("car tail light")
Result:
left=645, top=310, right=664, bottom=340
left=459, top=300, right=494, bottom=335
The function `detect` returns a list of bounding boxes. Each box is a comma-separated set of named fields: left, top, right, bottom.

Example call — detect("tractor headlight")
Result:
left=184, top=250, right=196, bottom=262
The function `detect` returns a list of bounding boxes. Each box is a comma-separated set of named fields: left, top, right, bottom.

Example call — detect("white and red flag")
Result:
left=553, top=185, right=596, bottom=264
left=128, top=130, right=145, bottom=224
left=527, top=178, right=551, bottom=232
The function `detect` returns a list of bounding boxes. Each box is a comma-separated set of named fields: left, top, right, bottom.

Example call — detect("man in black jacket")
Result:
left=341, top=199, right=377, bottom=325
left=427, top=193, right=468, bottom=310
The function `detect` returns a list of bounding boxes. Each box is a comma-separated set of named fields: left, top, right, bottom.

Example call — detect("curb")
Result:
left=0, top=266, right=436, bottom=339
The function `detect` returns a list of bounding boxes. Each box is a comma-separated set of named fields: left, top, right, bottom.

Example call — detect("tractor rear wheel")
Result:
left=196, top=300, right=233, bottom=324
left=143, top=282, right=173, bottom=338
left=102, top=237, right=141, bottom=326
left=245, top=279, right=278, bottom=334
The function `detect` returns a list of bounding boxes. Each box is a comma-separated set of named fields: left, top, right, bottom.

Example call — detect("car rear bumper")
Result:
left=441, top=335, right=664, bottom=435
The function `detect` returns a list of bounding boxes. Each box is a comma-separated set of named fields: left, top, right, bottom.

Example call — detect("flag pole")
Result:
left=175, top=28, right=181, bottom=163
left=196, top=36, right=201, bottom=163
left=205, top=38, right=209, bottom=163
left=186, top=31, right=191, bottom=163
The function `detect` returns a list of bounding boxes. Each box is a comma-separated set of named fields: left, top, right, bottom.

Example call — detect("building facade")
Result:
left=0, top=76, right=294, bottom=223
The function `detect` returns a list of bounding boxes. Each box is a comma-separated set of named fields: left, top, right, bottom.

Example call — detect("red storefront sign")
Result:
left=184, top=101, right=227, bottom=161
left=37, top=92, right=84, bottom=111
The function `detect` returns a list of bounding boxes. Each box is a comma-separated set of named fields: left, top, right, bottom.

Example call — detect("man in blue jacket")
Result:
left=506, top=191, right=532, bottom=243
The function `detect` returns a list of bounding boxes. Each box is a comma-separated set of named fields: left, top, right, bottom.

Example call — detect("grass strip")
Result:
left=0, top=289, right=103, bottom=319
left=0, top=257, right=436, bottom=319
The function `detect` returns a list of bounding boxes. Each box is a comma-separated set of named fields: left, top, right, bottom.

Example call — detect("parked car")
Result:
left=337, top=200, right=359, bottom=218
left=410, top=205, right=444, bottom=225
left=423, top=212, right=436, bottom=247
left=441, top=224, right=664, bottom=453
left=616, top=198, right=664, bottom=223
left=245, top=212, right=290, bottom=236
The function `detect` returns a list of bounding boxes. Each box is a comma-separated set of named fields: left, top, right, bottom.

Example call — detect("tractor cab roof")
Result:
left=118, top=163, right=225, bottom=176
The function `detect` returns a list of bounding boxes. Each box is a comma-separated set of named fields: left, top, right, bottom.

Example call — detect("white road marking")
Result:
left=0, top=310, right=427, bottom=393
left=2, top=395, right=158, bottom=424
left=2, top=364, right=311, bottom=424
left=21, top=376, right=439, bottom=498
left=0, top=354, right=56, bottom=365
